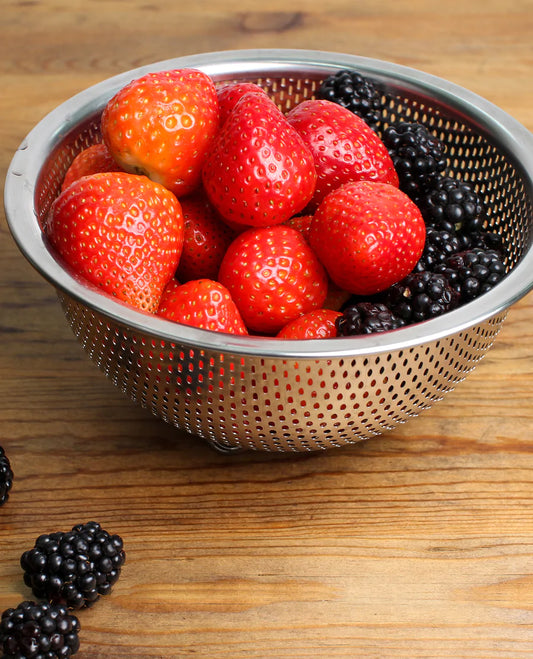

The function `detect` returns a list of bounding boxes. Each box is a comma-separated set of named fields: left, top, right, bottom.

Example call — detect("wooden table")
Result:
left=1, top=1, right=532, bottom=657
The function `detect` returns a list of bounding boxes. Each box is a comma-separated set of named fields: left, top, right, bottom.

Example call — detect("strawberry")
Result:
left=276, top=308, right=342, bottom=339
left=286, top=99, right=399, bottom=210
left=176, top=191, right=235, bottom=282
left=308, top=180, right=426, bottom=296
left=218, top=225, right=328, bottom=335
left=216, top=81, right=269, bottom=126
left=101, top=68, right=219, bottom=197
left=157, top=278, right=248, bottom=335
left=284, top=214, right=314, bottom=241
left=45, top=172, right=184, bottom=313
left=202, top=92, right=317, bottom=228
left=61, top=143, right=121, bottom=191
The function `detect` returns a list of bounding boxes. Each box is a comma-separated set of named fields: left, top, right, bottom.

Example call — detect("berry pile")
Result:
left=319, top=69, right=506, bottom=336
left=1, top=522, right=125, bottom=658
left=45, top=66, right=508, bottom=340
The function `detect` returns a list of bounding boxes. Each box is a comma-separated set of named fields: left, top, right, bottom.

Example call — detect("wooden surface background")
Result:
left=1, top=1, right=532, bottom=657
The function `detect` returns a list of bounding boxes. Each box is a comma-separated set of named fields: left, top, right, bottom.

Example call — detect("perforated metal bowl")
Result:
left=5, top=49, right=533, bottom=452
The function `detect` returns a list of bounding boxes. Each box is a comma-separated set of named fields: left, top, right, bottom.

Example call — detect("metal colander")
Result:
left=5, top=49, right=533, bottom=452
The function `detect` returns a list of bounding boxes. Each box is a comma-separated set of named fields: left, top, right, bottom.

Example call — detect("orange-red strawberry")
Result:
left=157, top=278, right=248, bottom=335
left=202, top=92, right=317, bottom=228
left=216, top=81, right=269, bottom=126
left=218, top=225, right=328, bottom=334
left=101, top=68, right=219, bottom=197
left=45, top=172, right=184, bottom=313
left=176, top=191, right=235, bottom=282
left=286, top=99, right=399, bottom=210
left=309, top=180, right=425, bottom=296
left=61, top=143, right=122, bottom=191
left=277, top=308, right=342, bottom=339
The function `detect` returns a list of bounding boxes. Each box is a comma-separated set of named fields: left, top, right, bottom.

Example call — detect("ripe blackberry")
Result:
left=0, top=446, right=13, bottom=506
left=417, top=175, right=486, bottom=234
left=435, top=248, right=506, bottom=302
left=21, top=522, right=125, bottom=610
left=317, top=69, right=383, bottom=128
left=457, top=229, right=504, bottom=254
left=415, top=227, right=461, bottom=273
left=336, top=302, right=405, bottom=335
left=0, top=600, right=80, bottom=658
left=381, top=271, right=459, bottom=323
left=382, top=121, right=447, bottom=199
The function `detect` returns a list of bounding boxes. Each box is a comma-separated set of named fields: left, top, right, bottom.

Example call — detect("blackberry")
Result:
left=317, top=69, right=383, bottom=128
left=0, top=446, right=13, bottom=506
left=336, top=302, right=405, bottom=335
left=382, top=121, right=447, bottom=199
left=415, top=227, right=461, bottom=273
left=435, top=248, right=506, bottom=302
left=417, top=176, right=486, bottom=234
left=0, top=600, right=80, bottom=658
left=457, top=229, right=505, bottom=254
left=21, top=522, right=125, bottom=610
left=381, top=271, right=459, bottom=323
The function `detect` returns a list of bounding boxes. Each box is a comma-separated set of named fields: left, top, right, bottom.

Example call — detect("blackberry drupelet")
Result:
left=0, top=445, right=13, bottom=506
left=0, top=600, right=80, bottom=658
left=317, top=69, right=383, bottom=128
left=381, top=271, right=459, bottom=323
left=417, top=175, right=486, bottom=234
left=415, top=227, right=461, bottom=273
left=382, top=121, right=447, bottom=199
left=336, top=302, right=405, bottom=336
left=21, top=522, right=125, bottom=610
left=435, top=248, right=506, bottom=302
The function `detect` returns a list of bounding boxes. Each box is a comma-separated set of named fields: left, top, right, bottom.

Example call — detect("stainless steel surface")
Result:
left=5, top=49, right=533, bottom=451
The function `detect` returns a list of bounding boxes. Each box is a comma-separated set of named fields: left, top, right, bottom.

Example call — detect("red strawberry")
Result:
left=218, top=225, right=328, bottom=334
left=277, top=308, right=342, bottom=339
left=286, top=99, right=399, bottom=210
left=308, top=180, right=426, bottom=296
left=216, top=81, right=269, bottom=126
left=101, top=68, right=219, bottom=197
left=157, top=278, right=248, bottom=335
left=284, top=214, right=314, bottom=241
left=45, top=172, right=184, bottom=313
left=61, top=143, right=121, bottom=191
left=176, top=191, right=235, bottom=282
left=202, top=92, right=317, bottom=228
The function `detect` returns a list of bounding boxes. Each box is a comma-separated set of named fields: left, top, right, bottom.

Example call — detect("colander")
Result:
left=4, top=49, right=533, bottom=452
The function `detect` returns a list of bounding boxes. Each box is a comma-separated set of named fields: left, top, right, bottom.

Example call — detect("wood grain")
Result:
left=1, top=1, right=532, bottom=657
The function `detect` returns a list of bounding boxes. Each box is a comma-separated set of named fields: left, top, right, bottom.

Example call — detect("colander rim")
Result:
left=4, top=48, right=533, bottom=358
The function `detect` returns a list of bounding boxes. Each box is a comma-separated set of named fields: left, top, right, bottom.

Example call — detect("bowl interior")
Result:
left=34, top=56, right=532, bottom=278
